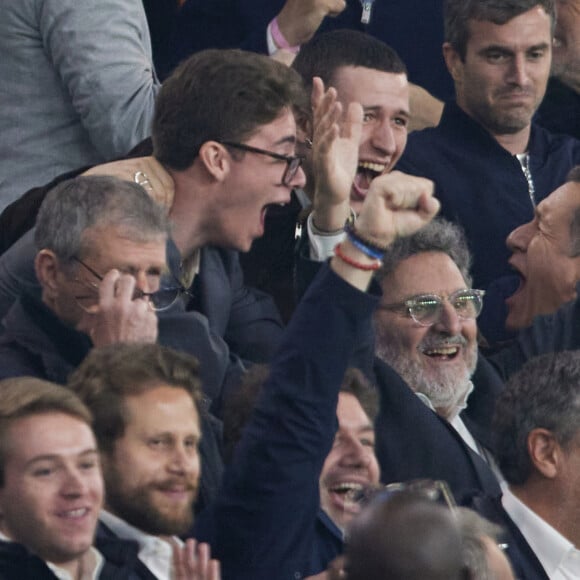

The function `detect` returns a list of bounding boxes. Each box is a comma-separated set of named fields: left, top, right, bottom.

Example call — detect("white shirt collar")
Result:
left=46, top=548, right=103, bottom=580
left=100, top=510, right=182, bottom=580
left=502, top=486, right=580, bottom=578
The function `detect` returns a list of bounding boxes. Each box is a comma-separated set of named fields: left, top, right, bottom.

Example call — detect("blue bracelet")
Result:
left=345, top=230, right=384, bottom=260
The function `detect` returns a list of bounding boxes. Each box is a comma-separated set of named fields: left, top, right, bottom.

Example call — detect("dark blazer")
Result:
left=0, top=236, right=282, bottom=417
left=0, top=538, right=140, bottom=580
left=195, top=265, right=379, bottom=580
left=96, top=523, right=159, bottom=580
left=463, top=493, right=550, bottom=580
left=373, top=357, right=501, bottom=498
left=0, top=294, right=224, bottom=514
left=396, top=101, right=580, bottom=342
left=374, top=293, right=580, bottom=499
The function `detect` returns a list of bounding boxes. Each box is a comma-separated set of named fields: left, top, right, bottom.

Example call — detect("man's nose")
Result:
left=61, top=467, right=88, bottom=496
left=507, top=222, right=534, bottom=253
left=433, top=300, right=462, bottom=335
left=507, top=53, right=530, bottom=87
left=341, top=437, right=372, bottom=467
left=167, top=442, right=198, bottom=475
left=289, top=164, right=307, bottom=190
left=371, top=121, right=397, bottom=157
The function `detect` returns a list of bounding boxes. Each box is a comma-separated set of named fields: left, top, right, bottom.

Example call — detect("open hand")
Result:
left=173, top=539, right=221, bottom=580
left=311, top=76, right=362, bottom=231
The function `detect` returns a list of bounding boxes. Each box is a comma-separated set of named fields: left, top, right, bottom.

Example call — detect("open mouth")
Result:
left=352, top=162, right=386, bottom=200
left=422, top=346, right=460, bottom=361
left=328, top=482, right=366, bottom=514
left=506, top=259, right=526, bottom=295
left=261, top=198, right=289, bottom=222
left=505, top=271, right=526, bottom=305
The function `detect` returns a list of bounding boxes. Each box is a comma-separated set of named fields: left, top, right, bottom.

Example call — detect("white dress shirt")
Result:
left=100, top=510, right=183, bottom=580
left=503, top=486, right=580, bottom=579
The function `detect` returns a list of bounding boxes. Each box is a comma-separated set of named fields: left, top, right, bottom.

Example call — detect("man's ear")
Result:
left=197, top=141, right=231, bottom=182
left=443, top=42, right=463, bottom=84
left=34, top=249, right=61, bottom=300
left=527, top=428, right=561, bottom=479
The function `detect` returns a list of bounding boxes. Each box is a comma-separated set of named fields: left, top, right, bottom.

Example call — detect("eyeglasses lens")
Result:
left=410, top=291, right=483, bottom=325
left=149, top=288, right=181, bottom=311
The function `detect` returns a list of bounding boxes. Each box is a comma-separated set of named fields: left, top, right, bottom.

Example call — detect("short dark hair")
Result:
left=347, top=491, right=464, bottom=580
left=67, top=343, right=202, bottom=455
left=0, top=378, right=92, bottom=486
left=222, top=365, right=378, bottom=462
left=376, top=218, right=473, bottom=286
left=153, top=49, right=308, bottom=171
left=444, top=0, right=556, bottom=60
left=35, top=175, right=169, bottom=266
left=566, top=166, right=580, bottom=257
left=293, top=30, right=407, bottom=95
left=494, top=351, right=580, bottom=485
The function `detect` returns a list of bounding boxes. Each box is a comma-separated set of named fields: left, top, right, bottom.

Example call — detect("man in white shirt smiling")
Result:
left=0, top=377, right=105, bottom=579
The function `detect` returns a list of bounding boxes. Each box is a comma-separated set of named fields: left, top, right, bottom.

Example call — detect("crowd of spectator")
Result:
left=1, top=0, right=580, bottom=578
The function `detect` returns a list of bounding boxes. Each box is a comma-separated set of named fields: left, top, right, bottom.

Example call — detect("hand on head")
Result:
left=76, top=269, right=158, bottom=347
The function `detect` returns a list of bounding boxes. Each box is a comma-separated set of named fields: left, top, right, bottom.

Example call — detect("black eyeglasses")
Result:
left=72, top=257, right=188, bottom=312
left=221, top=141, right=304, bottom=186
left=377, top=288, right=485, bottom=327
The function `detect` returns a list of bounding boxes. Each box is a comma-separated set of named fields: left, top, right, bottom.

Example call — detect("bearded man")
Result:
left=371, top=217, right=580, bottom=498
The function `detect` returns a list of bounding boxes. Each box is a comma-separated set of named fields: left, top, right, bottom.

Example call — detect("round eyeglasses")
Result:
left=377, top=288, right=485, bottom=326
left=221, top=141, right=304, bottom=186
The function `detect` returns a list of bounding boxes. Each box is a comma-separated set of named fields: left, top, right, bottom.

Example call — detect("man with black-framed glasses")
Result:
left=0, top=47, right=308, bottom=418
left=0, top=174, right=170, bottom=378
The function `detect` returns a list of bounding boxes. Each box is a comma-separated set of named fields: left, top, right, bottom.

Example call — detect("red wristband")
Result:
left=334, top=243, right=382, bottom=271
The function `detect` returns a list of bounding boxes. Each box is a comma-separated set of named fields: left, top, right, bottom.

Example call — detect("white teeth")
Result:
left=358, top=161, right=386, bottom=174
left=331, top=482, right=364, bottom=492
left=62, top=508, right=88, bottom=518
left=425, top=347, right=459, bottom=356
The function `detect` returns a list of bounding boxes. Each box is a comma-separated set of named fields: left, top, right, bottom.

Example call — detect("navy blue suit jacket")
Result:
left=397, top=101, right=580, bottom=342
left=195, top=264, right=379, bottom=579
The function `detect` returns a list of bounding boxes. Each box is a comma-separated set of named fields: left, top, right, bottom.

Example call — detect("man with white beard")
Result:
left=369, top=217, right=580, bottom=498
